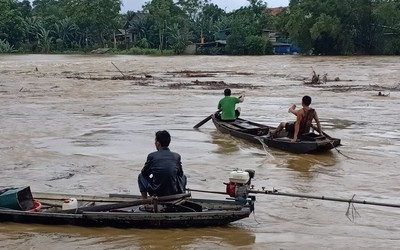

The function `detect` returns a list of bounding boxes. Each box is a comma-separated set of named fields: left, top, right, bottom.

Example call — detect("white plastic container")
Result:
left=229, top=170, right=249, bottom=184
left=62, top=198, right=78, bottom=210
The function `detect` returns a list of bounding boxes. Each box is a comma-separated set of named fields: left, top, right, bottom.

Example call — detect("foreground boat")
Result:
left=211, top=114, right=341, bottom=154
left=0, top=186, right=254, bottom=229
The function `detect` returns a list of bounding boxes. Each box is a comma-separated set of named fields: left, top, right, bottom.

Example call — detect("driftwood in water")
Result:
left=377, top=91, right=390, bottom=97
left=91, top=48, right=110, bottom=54
left=304, top=69, right=342, bottom=85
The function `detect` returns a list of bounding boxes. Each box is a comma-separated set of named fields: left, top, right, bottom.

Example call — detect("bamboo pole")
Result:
left=249, top=189, right=400, bottom=208
left=187, top=188, right=400, bottom=209
left=111, top=62, right=125, bottom=76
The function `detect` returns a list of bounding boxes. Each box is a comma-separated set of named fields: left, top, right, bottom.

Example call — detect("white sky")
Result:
left=121, top=0, right=289, bottom=13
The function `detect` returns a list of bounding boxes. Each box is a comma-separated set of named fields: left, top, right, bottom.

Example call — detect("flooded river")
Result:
left=0, top=54, right=399, bottom=249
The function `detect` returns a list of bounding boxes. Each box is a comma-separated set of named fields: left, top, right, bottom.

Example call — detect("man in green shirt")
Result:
left=217, top=89, right=245, bottom=121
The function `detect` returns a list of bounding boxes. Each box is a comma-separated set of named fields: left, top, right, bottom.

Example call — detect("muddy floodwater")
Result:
left=1, top=54, right=399, bottom=249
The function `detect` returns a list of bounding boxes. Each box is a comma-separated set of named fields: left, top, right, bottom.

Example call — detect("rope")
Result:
left=345, top=194, right=361, bottom=223
left=330, top=141, right=355, bottom=160
left=255, top=136, right=275, bottom=159
left=252, top=209, right=261, bottom=224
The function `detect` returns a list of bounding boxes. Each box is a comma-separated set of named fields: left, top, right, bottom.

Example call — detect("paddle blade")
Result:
left=193, top=115, right=212, bottom=129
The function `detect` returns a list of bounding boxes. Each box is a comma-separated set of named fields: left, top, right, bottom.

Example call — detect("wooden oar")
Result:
left=59, top=193, right=191, bottom=214
left=193, top=114, right=213, bottom=129
left=311, top=124, right=333, bottom=139
left=310, top=125, right=349, bottom=158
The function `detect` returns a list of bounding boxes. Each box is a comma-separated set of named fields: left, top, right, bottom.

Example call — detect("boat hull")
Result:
left=211, top=115, right=341, bottom=154
left=0, top=191, right=252, bottom=229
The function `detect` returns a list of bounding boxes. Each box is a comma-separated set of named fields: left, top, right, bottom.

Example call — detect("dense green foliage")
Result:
left=0, top=39, right=16, bottom=53
left=0, top=0, right=122, bottom=53
left=275, top=0, right=400, bottom=55
left=0, top=0, right=399, bottom=55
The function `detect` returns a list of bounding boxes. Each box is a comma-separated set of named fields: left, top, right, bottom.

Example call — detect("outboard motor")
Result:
left=225, top=169, right=255, bottom=199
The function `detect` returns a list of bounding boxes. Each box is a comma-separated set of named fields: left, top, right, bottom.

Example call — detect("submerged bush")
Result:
left=125, top=47, right=174, bottom=55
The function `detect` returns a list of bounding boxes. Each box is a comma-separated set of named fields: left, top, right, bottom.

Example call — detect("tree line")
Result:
left=276, top=0, right=400, bottom=55
left=1, top=0, right=399, bottom=55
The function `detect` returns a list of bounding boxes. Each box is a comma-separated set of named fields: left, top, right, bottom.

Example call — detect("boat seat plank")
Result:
left=222, top=122, right=243, bottom=130
left=234, top=121, right=260, bottom=130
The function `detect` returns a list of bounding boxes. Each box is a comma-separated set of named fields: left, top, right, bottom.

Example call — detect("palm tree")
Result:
left=37, top=27, right=53, bottom=53
left=25, top=17, right=42, bottom=45
left=53, top=18, right=79, bottom=49
left=167, top=23, right=192, bottom=54
left=128, top=13, right=152, bottom=47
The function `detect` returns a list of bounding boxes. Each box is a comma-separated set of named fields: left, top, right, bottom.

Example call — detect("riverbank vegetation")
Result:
left=0, top=0, right=399, bottom=55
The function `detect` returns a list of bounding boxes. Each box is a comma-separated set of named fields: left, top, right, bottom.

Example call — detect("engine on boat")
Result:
left=225, top=169, right=255, bottom=198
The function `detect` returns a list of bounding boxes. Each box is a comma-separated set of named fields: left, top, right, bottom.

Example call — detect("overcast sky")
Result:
left=121, top=0, right=289, bottom=13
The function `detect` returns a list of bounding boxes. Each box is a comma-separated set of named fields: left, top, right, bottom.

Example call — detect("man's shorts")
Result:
left=285, top=122, right=295, bottom=138
left=217, top=109, right=240, bottom=122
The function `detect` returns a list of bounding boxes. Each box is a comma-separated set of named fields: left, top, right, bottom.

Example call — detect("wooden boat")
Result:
left=211, top=114, right=341, bottom=154
left=0, top=187, right=254, bottom=228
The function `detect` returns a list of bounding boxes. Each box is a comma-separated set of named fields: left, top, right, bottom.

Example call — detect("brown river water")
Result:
left=0, top=54, right=399, bottom=249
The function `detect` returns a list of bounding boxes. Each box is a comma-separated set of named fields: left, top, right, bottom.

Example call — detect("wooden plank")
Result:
left=222, top=122, right=243, bottom=130
left=58, top=193, right=191, bottom=214
left=235, top=121, right=260, bottom=129
left=33, top=192, right=133, bottom=203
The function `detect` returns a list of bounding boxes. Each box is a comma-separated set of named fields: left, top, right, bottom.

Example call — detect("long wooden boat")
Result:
left=211, top=114, right=341, bottom=154
left=0, top=187, right=254, bottom=228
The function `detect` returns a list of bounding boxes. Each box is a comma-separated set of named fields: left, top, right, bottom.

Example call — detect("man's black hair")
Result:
left=224, top=89, right=231, bottom=96
left=302, top=95, right=312, bottom=106
left=155, top=130, right=171, bottom=147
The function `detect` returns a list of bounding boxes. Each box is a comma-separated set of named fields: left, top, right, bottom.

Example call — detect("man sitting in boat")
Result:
left=273, top=95, right=323, bottom=142
left=138, top=130, right=187, bottom=200
left=216, top=88, right=245, bottom=121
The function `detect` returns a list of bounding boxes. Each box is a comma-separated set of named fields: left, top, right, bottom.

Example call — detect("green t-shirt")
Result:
left=218, top=96, right=240, bottom=120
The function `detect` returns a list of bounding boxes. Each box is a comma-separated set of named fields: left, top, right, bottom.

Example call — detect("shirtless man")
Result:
left=273, top=96, right=322, bottom=143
